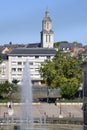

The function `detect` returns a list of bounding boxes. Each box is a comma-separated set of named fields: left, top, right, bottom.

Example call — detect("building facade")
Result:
left=8, top=48, right=56, bottom=84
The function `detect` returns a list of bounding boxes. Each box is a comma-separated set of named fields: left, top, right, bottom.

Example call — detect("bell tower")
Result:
left=41, top=10, right=54, bottom=48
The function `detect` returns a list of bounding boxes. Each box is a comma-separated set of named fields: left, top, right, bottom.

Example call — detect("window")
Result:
left=18, top=68, right=22, bottom=72
left=47, top=22, right=49, bottom=29
left=35, top=56, right=39, bottom=59
left=47, top=56, right=50, bottom=59
left=12, top=68, right=16, bottom=71
left=18, top=62, right=22, bottom=65
left=18, top=56, right=22, bottom=58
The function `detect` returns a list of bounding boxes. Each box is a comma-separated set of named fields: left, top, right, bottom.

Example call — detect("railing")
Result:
left=0, top=117, right=83, bottom=125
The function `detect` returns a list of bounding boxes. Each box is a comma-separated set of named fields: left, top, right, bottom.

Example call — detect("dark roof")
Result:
left=4, top=43, right=41, bottom=48
left=8, top=48, right=56, bottom=56
left=59, top=43, right=82, bottom=50
left=26, top=43, right=41, bottom=48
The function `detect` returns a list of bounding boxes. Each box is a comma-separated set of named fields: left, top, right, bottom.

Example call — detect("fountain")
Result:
left=20, top=60, right=33, bottom=129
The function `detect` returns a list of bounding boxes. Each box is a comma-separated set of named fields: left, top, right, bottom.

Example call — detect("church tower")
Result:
left=41, top=10, right=54, bottom=48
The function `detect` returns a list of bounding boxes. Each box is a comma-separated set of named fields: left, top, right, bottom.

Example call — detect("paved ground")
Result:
left=0, top=103, right=83, bottom=119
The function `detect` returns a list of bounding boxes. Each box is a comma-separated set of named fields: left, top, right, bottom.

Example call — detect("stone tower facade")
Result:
left=41, top=11, right=54, bottom=48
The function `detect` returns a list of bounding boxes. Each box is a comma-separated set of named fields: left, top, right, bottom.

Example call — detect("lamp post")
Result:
left=59, top=100, right=61, bottom=115
left=47, top=86, right=49, bottom=103
left=58, top=98, right=63, bottom=118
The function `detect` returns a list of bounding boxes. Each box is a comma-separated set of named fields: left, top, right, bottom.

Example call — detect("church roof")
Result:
left=8, top=48, right=56, bottom=56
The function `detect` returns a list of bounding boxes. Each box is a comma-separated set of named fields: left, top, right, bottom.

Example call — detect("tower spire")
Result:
left=45, top=10, right=49, bottom=17
left=45, top=7, right=49, bottom=17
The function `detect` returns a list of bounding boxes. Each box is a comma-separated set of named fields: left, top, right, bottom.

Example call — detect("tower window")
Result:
left=47, top=23, right=49, bottom=29
left=46, top=35, right=48, bottom=42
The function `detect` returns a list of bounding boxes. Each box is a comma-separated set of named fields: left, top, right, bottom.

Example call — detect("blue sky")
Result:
left=0, top=0, right=87, bottom=45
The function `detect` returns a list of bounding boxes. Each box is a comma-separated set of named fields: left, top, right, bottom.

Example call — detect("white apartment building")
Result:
left=8, top=48, right=56, bottom=84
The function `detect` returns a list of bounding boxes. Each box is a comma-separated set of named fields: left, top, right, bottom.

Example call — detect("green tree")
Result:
left=59, top=77, right=78, bottom=98
left=40, top=51, right=82, bottom=99
left=0, top=81, right=18, bottom=100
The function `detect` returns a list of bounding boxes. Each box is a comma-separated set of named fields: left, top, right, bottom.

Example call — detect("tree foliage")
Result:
left=0, top=81, right=18, bottom=100
left=40, top=51, right=82, bottom=99
left=59, top=77, right=78, bottom=98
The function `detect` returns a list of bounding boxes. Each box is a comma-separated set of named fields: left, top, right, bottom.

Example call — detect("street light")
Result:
left=47, top=86, right=49, bottom=103
left=58, top=98, right=63, bottom=118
